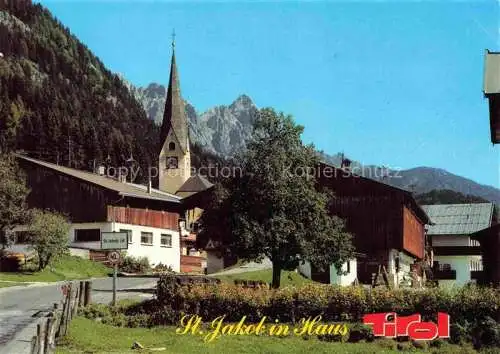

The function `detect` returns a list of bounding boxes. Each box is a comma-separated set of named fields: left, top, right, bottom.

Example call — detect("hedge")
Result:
left=155, top=275, right=500, bottom=325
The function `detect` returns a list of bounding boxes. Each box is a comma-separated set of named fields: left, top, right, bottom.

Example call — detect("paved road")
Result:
left=0, top=277, right=158, bottom=353
left=209, top=257, right=272, bottom=276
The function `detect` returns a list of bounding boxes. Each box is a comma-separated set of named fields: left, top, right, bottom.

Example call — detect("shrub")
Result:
left=152, top=263, right=174, bottom=274
left=429, top=338, right=445, bottom=348
left=29, top=209, right=70, bottom=270
left=470, top=316, right=500, bottom=350
left=347, top=323, right=374, bottom=343
left=450, top=321, right=472, bottom=345
left=119, top=256, right=150, bottom=274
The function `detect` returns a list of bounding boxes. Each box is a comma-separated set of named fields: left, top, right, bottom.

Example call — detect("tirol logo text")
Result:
left=363, top=312, right=450, bottom=341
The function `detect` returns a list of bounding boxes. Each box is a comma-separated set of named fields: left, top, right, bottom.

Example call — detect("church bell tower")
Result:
left=158, top=33, right=191, bottom=194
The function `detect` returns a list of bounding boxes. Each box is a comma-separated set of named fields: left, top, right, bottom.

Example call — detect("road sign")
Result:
left=101, top=231, right=128, bottom=250
left=107, top=250, right=121, bottom=264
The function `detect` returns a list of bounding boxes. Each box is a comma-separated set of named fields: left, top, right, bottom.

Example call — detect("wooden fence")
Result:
left=29, top=280, right=92, bottom=354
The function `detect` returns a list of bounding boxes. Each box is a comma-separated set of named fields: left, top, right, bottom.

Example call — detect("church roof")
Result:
left=177, top=175, right=214, bottom=193
left=160, top=46, right=189, bottom=154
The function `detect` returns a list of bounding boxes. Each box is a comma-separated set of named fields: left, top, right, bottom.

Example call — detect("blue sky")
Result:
left=39, top=0, right=499, bottom=188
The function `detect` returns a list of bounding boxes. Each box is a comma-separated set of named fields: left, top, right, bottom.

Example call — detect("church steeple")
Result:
left=158, top=32, right=191, bottom=194
left=160, top=32, right=189, bottom=154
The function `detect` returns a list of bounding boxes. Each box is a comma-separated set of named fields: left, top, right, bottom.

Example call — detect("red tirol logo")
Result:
left=363, top=312, right=450, bottom=341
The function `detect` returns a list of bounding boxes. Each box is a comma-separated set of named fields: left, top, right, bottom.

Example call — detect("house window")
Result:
left=168, top=142, right=176, bottom=151
left=120, top=229, right=133, bottom=244
left=141, top=232, right=153, bottom=245
left=346, top=261, right=350, bottom=273
left=166, top=156, right=178, bottom=169
left=75, top=229, right=100, bottom=242
left=161, top=234, right=172, bottom=247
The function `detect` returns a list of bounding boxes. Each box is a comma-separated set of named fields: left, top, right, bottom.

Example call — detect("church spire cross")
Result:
left=172, top=29, right=176, bottom=49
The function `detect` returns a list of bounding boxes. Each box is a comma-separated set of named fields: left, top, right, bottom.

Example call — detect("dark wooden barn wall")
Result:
left=21, top=161, right=115, bottom=223
left=317, top=163, right=425, bottom=260
left=327, top=194, right=403, bottom=254
left=317, top=164, right=403, bottom=254
left=402, top=206, right=425, bottom=259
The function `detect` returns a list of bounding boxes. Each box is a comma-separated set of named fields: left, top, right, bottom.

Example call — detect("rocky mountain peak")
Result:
left=144, top=83, right=166, bottom=97
left=127, top=82, right=258, bottom=156
left=230, top=94, right=254, bottom=109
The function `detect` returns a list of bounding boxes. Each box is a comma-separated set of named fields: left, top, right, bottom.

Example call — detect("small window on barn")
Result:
left=346, top=261, right=350, bottom=273
left=120, top=229, right=132, bottom=244
left=161, top=234, right=172, bottom=248
left=75, top=229, right=100, bottom=242
left=141, top=232, right=153, bottom=245
left=168, top=142, right=176, bottom=151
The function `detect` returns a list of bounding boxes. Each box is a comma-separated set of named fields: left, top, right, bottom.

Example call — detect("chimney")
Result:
left=118, top=169, right=127, bottom=183
left=341, top=157, right=352, bottom=170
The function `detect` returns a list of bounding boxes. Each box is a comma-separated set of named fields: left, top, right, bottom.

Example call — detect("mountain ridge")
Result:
left=130, top=82, right=500, bottom=204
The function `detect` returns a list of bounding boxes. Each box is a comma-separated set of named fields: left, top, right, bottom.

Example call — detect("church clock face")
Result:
left=166, top=156, right=178, bottom=169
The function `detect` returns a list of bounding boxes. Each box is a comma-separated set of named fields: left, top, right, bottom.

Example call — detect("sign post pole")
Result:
left=101, top=232, right=127, bottom=308
left=112, top=263, right=117, bottom=306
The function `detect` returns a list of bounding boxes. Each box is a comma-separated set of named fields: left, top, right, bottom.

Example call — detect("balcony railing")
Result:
left=470, top=260, right=483, bottom=271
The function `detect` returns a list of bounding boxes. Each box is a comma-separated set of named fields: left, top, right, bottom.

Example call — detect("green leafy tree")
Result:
left=198, top=108, right=354, bottom=288
left=29, top=209, right=70, bottom=270
left=0, top=153, right=30, bottom=250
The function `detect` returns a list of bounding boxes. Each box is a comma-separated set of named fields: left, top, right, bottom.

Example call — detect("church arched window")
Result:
left=168, top=142, right=176, bottom=151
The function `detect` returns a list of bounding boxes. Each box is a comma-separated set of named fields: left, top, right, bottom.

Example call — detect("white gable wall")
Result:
left=298, top=259, right=357, bottom=286
left=69, top=221, right=181, bottom=272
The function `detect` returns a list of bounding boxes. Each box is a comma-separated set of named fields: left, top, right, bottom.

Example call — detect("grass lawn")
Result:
left=0, top=281, right=27, bottom=288
left=0, top=255, right=111, bottom=283
left=56, top=317, right=477, bottom=354
left=215, top=269, right=313, bottom=287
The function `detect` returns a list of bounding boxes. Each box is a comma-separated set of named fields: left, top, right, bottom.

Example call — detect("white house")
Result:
left=422, top=203, right=494, bottom=287
left=298, top=259, right=357, bottom=286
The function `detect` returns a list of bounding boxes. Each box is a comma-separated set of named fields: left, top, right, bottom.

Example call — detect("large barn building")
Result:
left=299, top=162, right=431, bottom=287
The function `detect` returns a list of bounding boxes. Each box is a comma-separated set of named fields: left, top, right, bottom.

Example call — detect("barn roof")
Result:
left=421, top=203, right=494, bottom=235
left=16, top=155, right=181, bottom=204
left=319, top=161, right=431, bottom=224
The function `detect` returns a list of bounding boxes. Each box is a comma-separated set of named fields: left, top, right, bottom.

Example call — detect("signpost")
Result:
left=101, top=232, right=128, bottom=250
left=101, top=232, right=128, bottom=306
